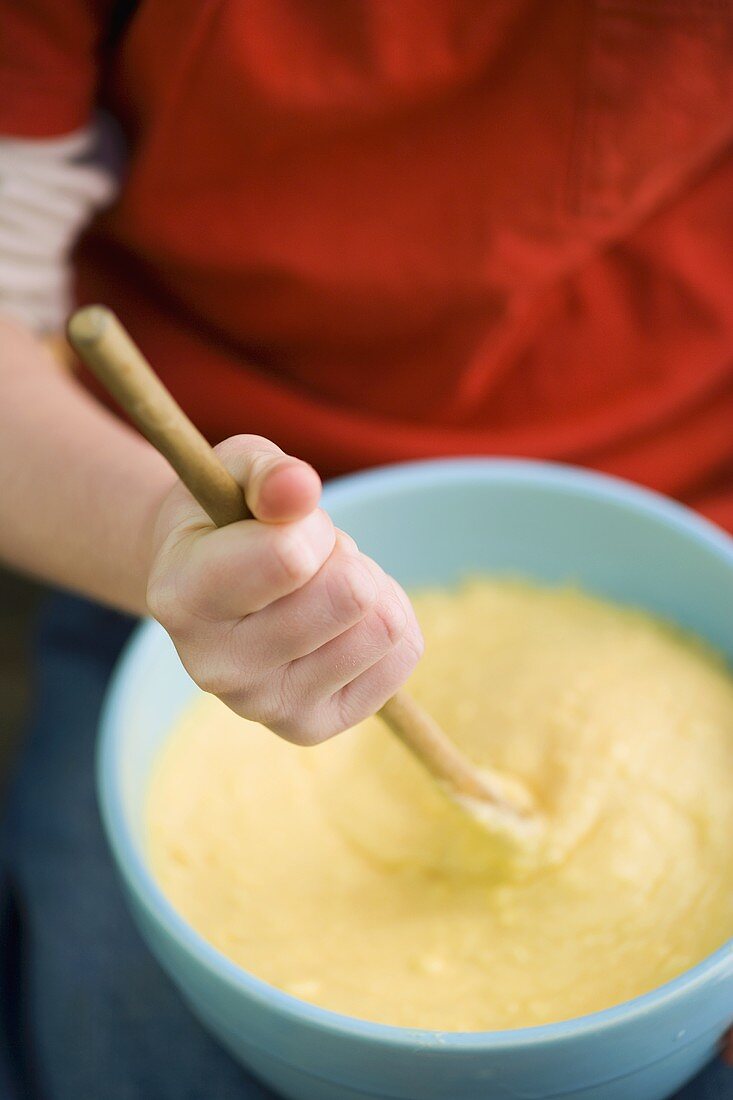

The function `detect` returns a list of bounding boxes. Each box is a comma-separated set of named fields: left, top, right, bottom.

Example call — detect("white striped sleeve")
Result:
left=0, top=116, right=121, bottom=334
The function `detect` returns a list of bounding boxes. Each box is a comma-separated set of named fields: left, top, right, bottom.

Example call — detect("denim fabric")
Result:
left=0, top=593, right=729, bottom=1099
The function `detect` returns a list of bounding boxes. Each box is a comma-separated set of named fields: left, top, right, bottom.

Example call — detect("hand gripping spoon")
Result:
left=68, top=306, right=539, bottom=842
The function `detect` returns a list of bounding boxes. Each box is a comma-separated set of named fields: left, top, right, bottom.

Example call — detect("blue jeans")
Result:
left=0, top=594, right=729, bottom=1099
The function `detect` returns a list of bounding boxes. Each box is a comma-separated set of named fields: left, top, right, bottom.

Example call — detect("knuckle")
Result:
left=191, top=663, right=231, bottom=697
left=149, top=541, right=228, bottom=628
left=177, top=572, right=227, bottom=627
left=246, top=678, right=288, bottom=731
left=382, top=632, right=424, bottom=690
left=248, top=448, right=282, bottom=485
left=271, top=709, right=330, bottom=746
left=273, top=669, right=343, bottom=744
left=326, top=556, right=377, bottom=622
left=335, top=530, right=358, bottom=553
left=307, top=722, right=343, bottom=745
left=144, top=574, right=166, bottom=621
left=404, top=623, right=425, bottom=664
left=271, top=530, right=317, bottom=588
left=333, top=690, right=370, bottom=734
left=190, top=637, right=260, bottom=701
left=214, top=434, right=272, bottom=462
left=180, top=560, right=227, bottom=623
left=369, top=594, right=409, bottom=647
left=146, top=575, right=187, bottom=633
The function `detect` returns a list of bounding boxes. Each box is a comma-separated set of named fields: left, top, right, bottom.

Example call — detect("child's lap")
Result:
left=0, top=593, right=271, bottom=1100
left=0, top=593, right=727, bottom=1099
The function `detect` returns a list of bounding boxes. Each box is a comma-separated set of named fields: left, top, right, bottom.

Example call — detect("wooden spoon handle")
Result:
left=378, top=693, right=495, bottom=802
left=67, top=306, right=250, bottom=528
left=67, top=305, right=499, bottom=807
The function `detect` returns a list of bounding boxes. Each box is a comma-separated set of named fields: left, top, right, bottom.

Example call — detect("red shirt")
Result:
left=3, top=1, right=733, bottom=530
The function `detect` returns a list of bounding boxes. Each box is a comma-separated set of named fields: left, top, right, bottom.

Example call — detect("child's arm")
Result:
left=0, top=316, right=172, bottom=613
left=0, top=316, right=423, bottom=743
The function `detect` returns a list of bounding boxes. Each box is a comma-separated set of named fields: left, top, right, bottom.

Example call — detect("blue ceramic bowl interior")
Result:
left=98, top=459, right=733, bottom=1100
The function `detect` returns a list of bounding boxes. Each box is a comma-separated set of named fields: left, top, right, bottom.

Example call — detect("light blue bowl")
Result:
left=98, top=459, right=733, bottom=1100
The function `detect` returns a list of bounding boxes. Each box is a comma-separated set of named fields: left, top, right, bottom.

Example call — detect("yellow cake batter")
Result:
left=147, top=579, right=733, bottom=1030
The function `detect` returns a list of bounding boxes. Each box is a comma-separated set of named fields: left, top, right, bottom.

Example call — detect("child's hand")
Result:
left=146, top=435, right=423, bottom=744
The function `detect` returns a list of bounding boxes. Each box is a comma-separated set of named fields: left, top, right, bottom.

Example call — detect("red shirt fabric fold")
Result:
left=3, top=0, right=733, bottom=530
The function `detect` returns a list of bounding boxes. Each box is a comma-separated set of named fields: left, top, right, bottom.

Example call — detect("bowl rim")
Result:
left=98, top=456, right=733, bottom=1051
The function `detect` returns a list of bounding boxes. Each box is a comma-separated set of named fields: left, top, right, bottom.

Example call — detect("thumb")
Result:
left=215, top=434, right=322, bottom=524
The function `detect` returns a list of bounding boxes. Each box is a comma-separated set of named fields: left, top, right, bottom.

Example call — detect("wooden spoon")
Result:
left=67, top=305, right=537, bottom=835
